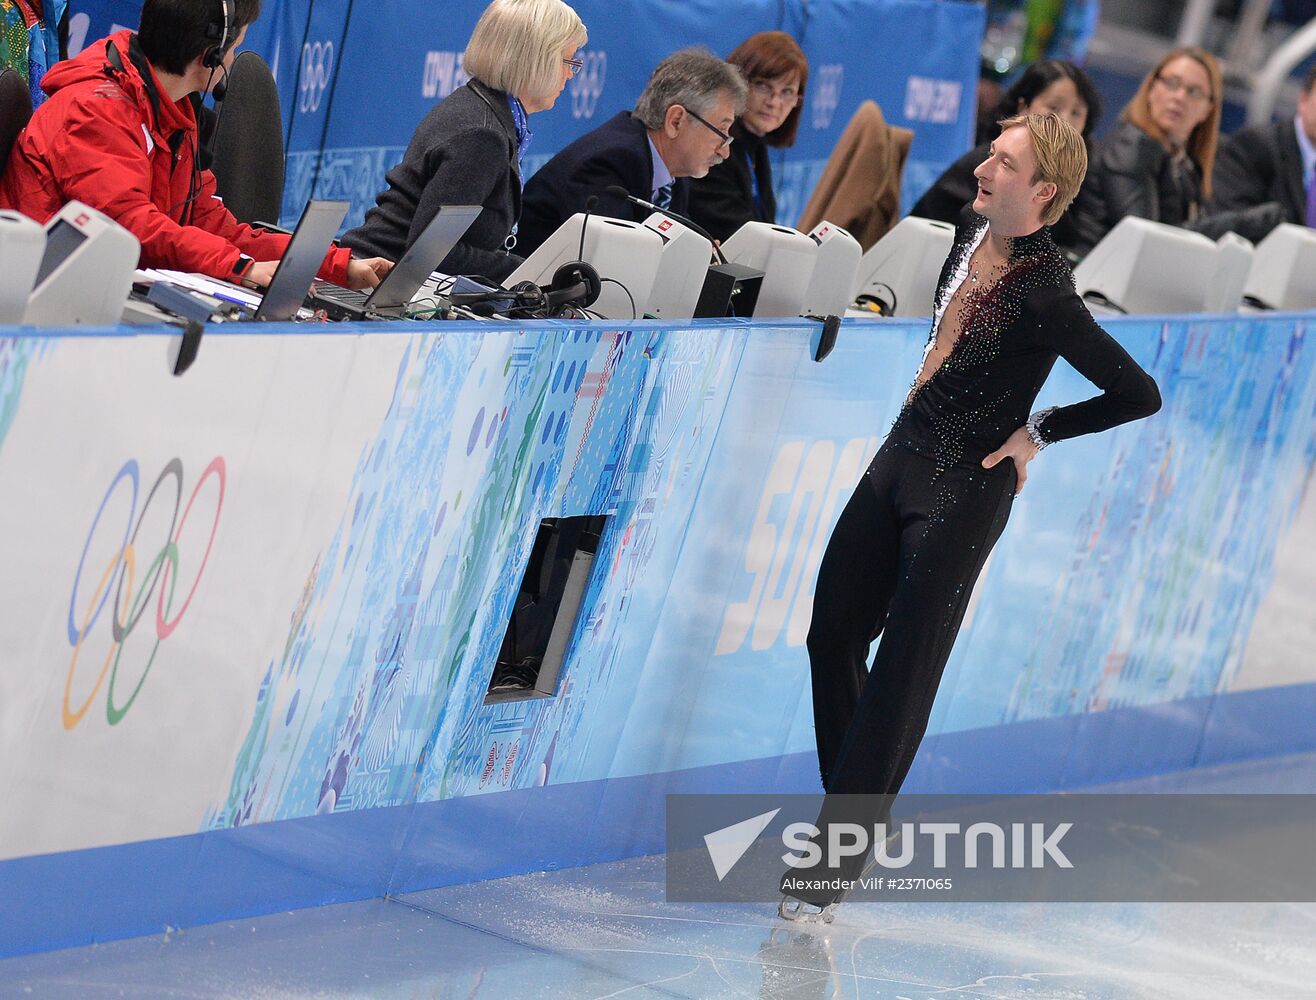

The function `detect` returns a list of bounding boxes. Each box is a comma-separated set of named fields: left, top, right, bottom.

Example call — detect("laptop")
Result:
left=308, top=204, right=481, bottom=319
left=253, top=199, right=350, bottom=321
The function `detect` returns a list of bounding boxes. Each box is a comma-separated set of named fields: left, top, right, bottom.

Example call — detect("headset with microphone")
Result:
left=203, top=0, right=236, bottom=72
left=543, top=194, right=602, bottom=310
left=180, top=0, right=237, bottom=220
left=452, top=196, right=603, bottom=317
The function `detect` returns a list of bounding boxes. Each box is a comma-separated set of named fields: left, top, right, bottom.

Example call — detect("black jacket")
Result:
left=1075, top=120, right=1287, bottom=252
left=893, top=212, right=1161, bottom=471
left=343, top=80, right=523, bottom=281
left=908, top=143, right=982, bottom=227
left=1213, top=119, right=1310, bottom=225
left=686, top=121, right=776, bottom=243
left=910, top=140, right=1102, bottom=256
left=1075, top=121, right=1205, bottom=254
left=516, top=111, right=690, bottom=257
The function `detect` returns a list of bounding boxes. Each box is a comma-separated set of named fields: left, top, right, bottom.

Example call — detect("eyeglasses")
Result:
left=1155, top=73, right=1211, bottom=103
left=750, top=79, right=800, bottom=105
left=563, top=56, right=584, bottom=77
left=681, top=106, right=733, bottom=148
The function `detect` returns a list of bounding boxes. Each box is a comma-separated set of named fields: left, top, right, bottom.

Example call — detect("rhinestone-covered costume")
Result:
left=788, top=213, right=1161, bottom=907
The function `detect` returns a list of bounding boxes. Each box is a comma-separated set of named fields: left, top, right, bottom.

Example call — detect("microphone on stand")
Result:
left=579, top=194, right=599, bottom=261
left=604, top=185, right=726, bottom=264
left=538, top=194, right=601, bottom=311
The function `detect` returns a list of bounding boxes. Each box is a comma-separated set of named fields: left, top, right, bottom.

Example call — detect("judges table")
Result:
left=1, top=312, right=1314, bottom=956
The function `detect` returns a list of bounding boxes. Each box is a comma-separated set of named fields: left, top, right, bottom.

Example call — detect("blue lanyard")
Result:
left=506, top=94, right=532, bottom=166
left=745, top=146, right=763, bottom=219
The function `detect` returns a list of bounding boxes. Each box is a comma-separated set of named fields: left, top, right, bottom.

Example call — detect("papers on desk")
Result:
left=134, top=269, right=264, bottom=310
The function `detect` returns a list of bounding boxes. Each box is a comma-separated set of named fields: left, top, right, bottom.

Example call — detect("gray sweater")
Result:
left=343, top=80, right=524, bottom=281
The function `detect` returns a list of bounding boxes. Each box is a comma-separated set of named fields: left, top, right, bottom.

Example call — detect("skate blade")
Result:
left=777, top=896, right=837, bottom=924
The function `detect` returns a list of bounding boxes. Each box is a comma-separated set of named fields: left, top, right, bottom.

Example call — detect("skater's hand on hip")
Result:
left=982, top=427, right=1039, bottom=495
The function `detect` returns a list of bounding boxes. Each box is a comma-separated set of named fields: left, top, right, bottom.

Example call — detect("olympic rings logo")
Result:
left=299, top=40, right=335, bottom=114
left=63, top=458, right=226, bottom=730
left=811, top=64, right=844, bottom=130
left=570, top=51, right=607, bottom=120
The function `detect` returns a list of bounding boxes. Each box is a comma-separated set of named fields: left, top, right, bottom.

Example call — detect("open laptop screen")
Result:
left=364, top=204, right=482, bottom=309
left=254, top=200, right=350, bottom=321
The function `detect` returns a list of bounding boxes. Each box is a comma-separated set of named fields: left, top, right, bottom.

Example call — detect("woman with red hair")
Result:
left=687, top=30, right=808, bottom=242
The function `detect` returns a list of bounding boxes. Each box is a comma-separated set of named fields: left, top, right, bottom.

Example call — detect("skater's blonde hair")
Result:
left=996, top=112, right=1088, bottom=227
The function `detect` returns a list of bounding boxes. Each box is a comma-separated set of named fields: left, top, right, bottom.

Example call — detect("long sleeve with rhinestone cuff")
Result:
left=1025, top=283, right=1162, bottom=445
left=890, top=216, right=1162, bottom=472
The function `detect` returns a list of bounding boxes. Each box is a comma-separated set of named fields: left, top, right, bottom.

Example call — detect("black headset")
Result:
left=449, top=264, right=601, bottom=318
left=202, top=0, right=236, bottom=69
left=543, top=261, right=601, bottom=311
left=541, top=197, right=603, bottom=312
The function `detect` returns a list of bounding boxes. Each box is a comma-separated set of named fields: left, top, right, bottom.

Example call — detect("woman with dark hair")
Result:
left=686, top=31, right=808, bottom=242
left=912, top=59, right=1102, bottom=253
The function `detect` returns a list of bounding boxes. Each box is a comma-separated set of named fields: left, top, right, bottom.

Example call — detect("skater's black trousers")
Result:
left=809, top=440, right=1016, bottom=798
left=783, top=442, right=1016, bottom=906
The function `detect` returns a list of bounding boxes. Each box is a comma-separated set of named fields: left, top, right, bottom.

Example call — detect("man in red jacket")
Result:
left=0, top=0, right=390, bottom=290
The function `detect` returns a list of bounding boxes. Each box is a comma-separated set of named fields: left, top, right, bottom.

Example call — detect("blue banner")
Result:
left=67, top=0, right=984, bottom=228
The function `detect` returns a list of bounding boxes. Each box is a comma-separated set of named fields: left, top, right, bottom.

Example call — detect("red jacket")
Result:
left=0, top=30, right=351, bottom=283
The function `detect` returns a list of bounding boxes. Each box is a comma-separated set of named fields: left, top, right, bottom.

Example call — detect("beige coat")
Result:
left=797, top=100, right=914, bottom=250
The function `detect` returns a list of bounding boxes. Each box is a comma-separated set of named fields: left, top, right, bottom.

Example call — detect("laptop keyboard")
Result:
left=311, top=284, right=369, bottom=308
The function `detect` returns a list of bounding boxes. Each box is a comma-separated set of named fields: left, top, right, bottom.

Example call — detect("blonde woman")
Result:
left=1078, top=47, right=1223, bottom=250
left=344, top=0, right=587, bottom=280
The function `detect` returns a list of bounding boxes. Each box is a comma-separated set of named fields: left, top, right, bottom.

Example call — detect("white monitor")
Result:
left=1242, top=223, right=1316, bottom=311
left=0, top=210, right=45, bottom=325
left=851, top=216, right=955, bottom=317
left=1205, top=231, right=1254, bottom=314
left=640, top=212, right=712, bottom=320
left=24, top=201, right=140, bottom=326
left=800, top=221, right=861, bottom=316
left=507, top=214, right=662, bottom=320
left=720, top=221, right=817, bottom=317
left=1073, top=216, right=1217, bottom=315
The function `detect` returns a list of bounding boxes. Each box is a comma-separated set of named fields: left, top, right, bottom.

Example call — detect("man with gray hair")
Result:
left=516, top=46, right=746, bottom=256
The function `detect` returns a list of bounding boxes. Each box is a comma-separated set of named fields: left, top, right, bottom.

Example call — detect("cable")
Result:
left=305, top=0, right=354, bottom=201
left=405, top=295, right=444, bottom=319
left=168, top=49, right=235, bottom=224
left=184, top=63, right=219, bottom=225
left=600, top=277, right=636, bottom=319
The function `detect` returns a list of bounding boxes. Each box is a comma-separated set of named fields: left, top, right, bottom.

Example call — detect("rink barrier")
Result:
left=0, top=310, right=1313, bottom=956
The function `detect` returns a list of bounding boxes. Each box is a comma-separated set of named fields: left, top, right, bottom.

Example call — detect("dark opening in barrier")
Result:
left=486, top=515, right=608, bottom=702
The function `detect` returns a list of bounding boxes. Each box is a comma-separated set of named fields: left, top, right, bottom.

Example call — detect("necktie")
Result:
left=655, top=183, right=673, bottom=210
left=1307, top=165, right=1316, bottom=229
